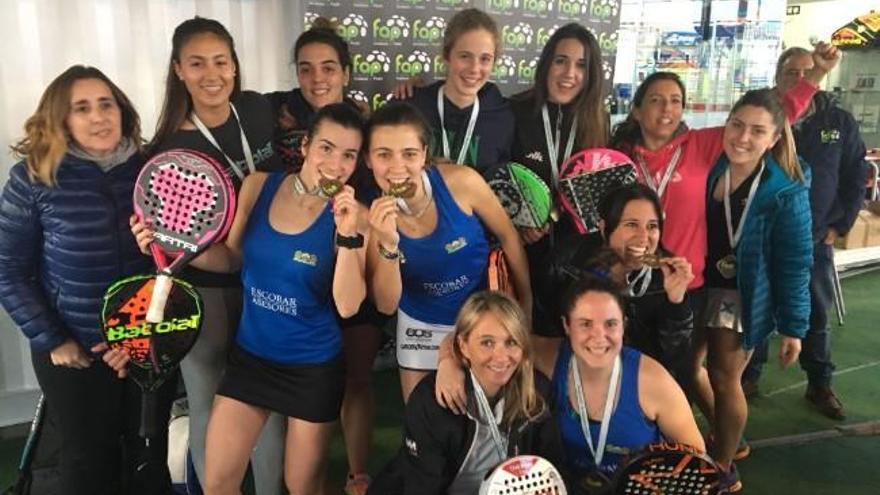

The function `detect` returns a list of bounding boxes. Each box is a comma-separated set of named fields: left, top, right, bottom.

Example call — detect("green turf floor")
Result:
left=3, top=271, right=879, bottom=493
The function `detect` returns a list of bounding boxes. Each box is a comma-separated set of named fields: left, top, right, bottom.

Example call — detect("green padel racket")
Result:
left=488, top=162, right=553, bottom=228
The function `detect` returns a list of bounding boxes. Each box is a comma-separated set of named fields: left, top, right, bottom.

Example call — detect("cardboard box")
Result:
left=835, top=210, right=870, bottom=249
left=866, top=211, right=880, bottom=247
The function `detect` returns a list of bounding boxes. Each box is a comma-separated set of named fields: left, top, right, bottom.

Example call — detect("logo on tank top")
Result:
left=445, top=236, right=468, bottom=254
left=250, top=287, right=298, bottom=316
left=423, top=275, right=470, bottom=297
left=293, top=250, right=318, bottom=266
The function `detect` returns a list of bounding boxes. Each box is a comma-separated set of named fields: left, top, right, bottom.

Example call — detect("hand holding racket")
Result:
left=480, top=455, right=568, bottom=495
left=611, top=442, right=722, bottom=495
left=132, top=149, right=236, bottom=323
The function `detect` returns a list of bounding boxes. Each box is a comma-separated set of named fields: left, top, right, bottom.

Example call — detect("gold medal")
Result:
left=716, top=254, right=737, bottom=279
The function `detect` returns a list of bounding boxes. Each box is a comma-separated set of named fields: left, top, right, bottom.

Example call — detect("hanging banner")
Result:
left=304, top=0, right=622, bottom=109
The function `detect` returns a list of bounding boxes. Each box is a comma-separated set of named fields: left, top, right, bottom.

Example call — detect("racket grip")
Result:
left=139, top=390, right=158, bottom=439
left=146, top=274, right=172, bottom=323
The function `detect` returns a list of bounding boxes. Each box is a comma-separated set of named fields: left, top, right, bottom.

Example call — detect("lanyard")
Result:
left=625, top=266, right=652, bottom=298
left=723, top=159, right=765, bottom=250
left=191, top=103, right=255, bottom=180
left=437, top=86, right=479, bottom=165
left=469, top=371, right=507, bottom=460
left=636, top=146, right=682, bottom=200
left=570, top=354, right=621, bottom=469
left=542, top=104, right=578, bottom=187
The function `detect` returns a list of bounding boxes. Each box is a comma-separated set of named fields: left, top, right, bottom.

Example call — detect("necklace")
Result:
left=291, top=173, right=327, bottom=199
left=397, top=170, right=434, bottom=219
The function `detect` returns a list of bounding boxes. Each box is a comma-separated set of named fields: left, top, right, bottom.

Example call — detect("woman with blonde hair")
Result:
left=368, top=291, right=560, bottom=495
left=0, top=65, right=176, bottom=494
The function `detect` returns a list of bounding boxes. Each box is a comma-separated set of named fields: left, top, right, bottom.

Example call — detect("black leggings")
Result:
left=31, top=350, right=178, bottom=495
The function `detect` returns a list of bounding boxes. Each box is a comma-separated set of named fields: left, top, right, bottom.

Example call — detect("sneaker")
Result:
left=718, top=463, right=743, bottom=493
left=741, top=378, right=760, bottom=400
left=805, top=385, right=846, bottom=420
left=706, top=434, right=751, bottom=461
left=344, top=473, right=371, bottom=495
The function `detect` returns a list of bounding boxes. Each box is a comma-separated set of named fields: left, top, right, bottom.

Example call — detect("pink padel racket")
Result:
left=557, top=148, right=638, bottom=234
left=133, top=149, right=236, bottom=322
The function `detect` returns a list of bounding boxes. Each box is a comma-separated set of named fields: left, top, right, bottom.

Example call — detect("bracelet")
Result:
left=378, top=243, right=400, bottom=260
left=336, top=232, right=364, bottom=249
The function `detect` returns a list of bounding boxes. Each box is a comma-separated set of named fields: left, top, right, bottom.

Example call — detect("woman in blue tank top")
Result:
left=364, top=102, right=532, bottom=403
left=434, top=276, right=704, bottom=492
left=131, top=103, right=369, bottom=494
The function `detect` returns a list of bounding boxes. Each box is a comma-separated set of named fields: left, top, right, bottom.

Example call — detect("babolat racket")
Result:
left=101, top=274, right=202, bottom=436
left=133, top=149, right=235, bottom=323
left=479, top=455, right=567, bottom=495
left=611, top=442, right=722, bottom=495
left=488, top=162, right=553, bottom=229
left=557, top=149, right=637, bottom=234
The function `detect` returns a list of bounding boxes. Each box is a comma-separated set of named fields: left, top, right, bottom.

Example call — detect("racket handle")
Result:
left=146, top=274, right=172, bottom=323
left=139, top=390, right=158, bottom=439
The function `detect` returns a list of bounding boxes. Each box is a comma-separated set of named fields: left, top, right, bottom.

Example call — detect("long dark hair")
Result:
left=293, top=17, right=352, bottom=73
left=529, top=23, right=607, bottom=149
left=306, top=102, right=364, bottom=143
left=561, top=274, right=625, bottom=326
left=149, top=17, right=242, bottom=152
left=728, top=89, right=802, bottom=181
left=365, top=101, right=433, bottom=155
left=597, top=183, right=664, bottom=241
left=609, top=72, right=686, bottom=152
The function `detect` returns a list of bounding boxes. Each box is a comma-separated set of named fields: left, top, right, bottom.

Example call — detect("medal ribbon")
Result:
left=542, top=104, right=578, bottom=187
left=191, top=103, right=255, bottom=180
left=396, top=170, right=433, bottom=216
left=636, top=146, right=682, bottom=200
left=570, top=354, right=621, bottom=469
left=723, top=159, right=765, bottom=251
left=438, top=86, right=479, bottom=165
left=469, top=370, right=508, bottom=460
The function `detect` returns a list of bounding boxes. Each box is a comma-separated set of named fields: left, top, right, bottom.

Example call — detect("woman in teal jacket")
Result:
left=694, top=88, right=812, bottom=492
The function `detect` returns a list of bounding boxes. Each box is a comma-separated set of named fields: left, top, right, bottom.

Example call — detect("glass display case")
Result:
left=612, top=0, right=787, bottom=126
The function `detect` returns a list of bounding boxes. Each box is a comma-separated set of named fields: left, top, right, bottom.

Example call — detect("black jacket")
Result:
left=0, top=155, right=151, bottom=354
left=407, top=81, right=514, bottom=177
left=795, top=91, right=867, bottom=241
left=368, top=371, right=564, bottom=495
left=509, top=92, right=579, bottom=188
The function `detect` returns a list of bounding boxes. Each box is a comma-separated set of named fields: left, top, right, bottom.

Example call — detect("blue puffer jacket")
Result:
left=707, top=154, right=813, bottom=349
left=0, top=154, right=150, bottom=354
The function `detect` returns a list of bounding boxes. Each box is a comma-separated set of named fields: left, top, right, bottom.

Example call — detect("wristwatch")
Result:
left=336, top=232, right=364, bottom=249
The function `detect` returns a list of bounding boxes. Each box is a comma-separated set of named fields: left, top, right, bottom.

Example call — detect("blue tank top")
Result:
left=398, top=167, right=489, bottom=325
left=236, top=172, right=340, bottom=364
left=552, top=342, right=661, bottom=478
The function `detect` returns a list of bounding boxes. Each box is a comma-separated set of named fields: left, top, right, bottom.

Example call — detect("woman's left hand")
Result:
left=660, top=256, right=693, bottom=304
left=90, top=342, right=130, bottom=378
left=332, top=185, right=359, bottom=237
left=778, top=336, right=802, bottom=368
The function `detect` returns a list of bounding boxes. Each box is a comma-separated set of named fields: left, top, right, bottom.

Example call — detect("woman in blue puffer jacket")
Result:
left=0, top=65, right=176, bottom=495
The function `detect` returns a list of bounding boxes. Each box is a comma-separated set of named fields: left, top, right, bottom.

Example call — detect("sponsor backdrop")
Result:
left=304, top=0, right=622, bottom=109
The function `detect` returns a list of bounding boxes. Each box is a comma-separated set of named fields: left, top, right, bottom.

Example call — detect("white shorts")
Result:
left=396, top=308, right=454, bottom=370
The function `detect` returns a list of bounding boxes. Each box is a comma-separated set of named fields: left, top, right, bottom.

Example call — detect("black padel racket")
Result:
left=612, top=442, right=722, bottom=495
left=479, top=455, right=568, bottom=495
left=101, top=274, right=203, bottom=438
left=133, top=149, right=235, bottom=323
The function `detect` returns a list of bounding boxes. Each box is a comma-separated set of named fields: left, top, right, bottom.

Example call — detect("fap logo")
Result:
left=502, top=22, right=534, bottom=50
left=492, top=55, right=517, bottom=83
left=397, top=0, right=427, bottom=6
left=303, top=12, right=319, bottom=31
left=517, top=56, right=540, bottom=82
left=338, top=13, right=368, bottom=43
left=488, top=0, right=519, bottom=11
left=396, top=50, right=433, bottom=78
left=371, top=92, right=394, bottom=110
left=373, top=15, right=411, bottom=44
left=436, top=0, right=467, bottom=8
left=536, top=25, right=559, bottom=48
left=522, top=0, right=553, bottom=14
left=412, top=16, right=445, bottom=45
left=602, top=58, right=613, bottom=80
left=353, top=50, right=391, bottom=79
left=558, top=0, right=589, bottom=16
left=598, top=31, right=618, bottom=55
left=590, top=0, right=620, bottom=19
left=347, top=89, right=369, bottom=107
left=433, top=54, right=447, bottom=78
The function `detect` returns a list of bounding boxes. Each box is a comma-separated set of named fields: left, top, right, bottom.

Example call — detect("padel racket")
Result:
left=611, top=442, right=722, bottom=495
left=488, top=162, right=553, bottom=228
left=479, top=455, right=568, bottom=495
left=101, top=274, right=203, bottom=438
left=557, top=149, right=637, bottom=234
left=133, top=149, right=235, bottom=323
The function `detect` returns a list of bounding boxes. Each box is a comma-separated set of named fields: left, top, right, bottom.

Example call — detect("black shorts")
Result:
left=217, top=345, right=345, bottom=423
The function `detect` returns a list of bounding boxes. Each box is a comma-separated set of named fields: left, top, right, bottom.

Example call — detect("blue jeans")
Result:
left=743, top=241, right=835, bottom=387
